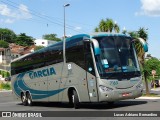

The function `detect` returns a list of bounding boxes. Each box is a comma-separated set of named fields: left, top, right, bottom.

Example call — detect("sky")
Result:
left=0, top=0, right=160, bottom=58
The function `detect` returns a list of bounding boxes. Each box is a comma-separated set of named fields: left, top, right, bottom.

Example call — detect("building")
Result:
left=0, top=44, right=36, bottom=72
left=9, top=43, right=35, bottom=60
left=145, top=54, right=152, bottom=61
left=0, top=48, right=11, bottom=64
left=1, top=39, right=57, bottom=64
left=34, top=39, right=57, bottom=47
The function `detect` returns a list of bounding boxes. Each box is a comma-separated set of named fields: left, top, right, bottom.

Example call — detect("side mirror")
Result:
left=83, top=36, right=90, bottom=43
left=83, top=39, right=90, bottom=43
left=132, top=38, right=148, bottom=52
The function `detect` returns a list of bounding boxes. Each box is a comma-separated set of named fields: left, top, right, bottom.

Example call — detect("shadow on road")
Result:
left=17, top=100, right=148, bottom=110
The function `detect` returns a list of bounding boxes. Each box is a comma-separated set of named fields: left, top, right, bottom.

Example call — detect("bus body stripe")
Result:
left=13, top=71, right=66, bottom=100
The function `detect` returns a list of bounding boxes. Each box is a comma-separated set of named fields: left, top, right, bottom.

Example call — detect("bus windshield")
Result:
left=93, top=36, right=140, bottom=80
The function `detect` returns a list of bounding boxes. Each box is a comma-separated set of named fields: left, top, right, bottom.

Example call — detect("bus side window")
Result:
left=86, top=53, right=95, bottom=75
left=84, top=42, right=95, bottom=75
left=84, top=42, right=90, bottom=53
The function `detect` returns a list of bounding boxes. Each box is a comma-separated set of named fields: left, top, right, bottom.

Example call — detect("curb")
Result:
left=0, top=90, right=12, bottom=93
left=136, top=97, right=160, bottom=99
left=151, top=89, right=160, bottom=91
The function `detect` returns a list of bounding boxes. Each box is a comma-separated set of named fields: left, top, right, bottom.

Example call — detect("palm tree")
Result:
left=114, top=23, right=120, bottom=33
left=99, top=19, right=107, bottom=32
left=128, top=28, right=149, bottom=95
left=94, top=27, right=99, bottom=32
left=106, top=18, right=114, bottom=32
left=122, top=30, right=127, bottom=34
left=137, top=28, right=149, bottom=95
left=95, top=18, right=120, bottom=33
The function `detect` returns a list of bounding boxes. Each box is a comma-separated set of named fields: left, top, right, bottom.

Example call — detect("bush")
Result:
left=1, top=82, right=11, bottom=90
left=0, top=83, right=2, bottom=90
left=0, top=70, right=10, bottom=78
left=0, top=40, right=9, bottom=48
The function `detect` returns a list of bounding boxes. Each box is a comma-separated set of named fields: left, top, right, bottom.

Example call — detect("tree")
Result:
left=0, top=40, right=9, bottom=48
left=144, top=58, right=160, bottom=81
left=122, top=29, right=127, bottom=34
left=128, top=27, right=149, bottom=95
left=114, top=23, right=120, bottom=33
left=43, top=34, right=61, bottom=41
left=0, top=28, right=16, bottom=43
left=15, top=33, right=34, bottom=46
left=94, top=27, right=99, bottom=32
left=95, top=18, right=120, bottom=33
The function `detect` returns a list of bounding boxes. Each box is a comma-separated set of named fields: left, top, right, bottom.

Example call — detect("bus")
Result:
left=11, top=32, right=148, bottom=109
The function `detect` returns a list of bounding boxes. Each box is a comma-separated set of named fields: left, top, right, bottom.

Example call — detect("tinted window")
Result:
left=66, top=37, right=85, bottom=69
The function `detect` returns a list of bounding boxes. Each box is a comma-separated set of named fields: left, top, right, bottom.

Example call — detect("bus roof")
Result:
left=65, top=34, right=89, bottom=42
left=11, top=32, right=131, bottom=63
left=90, top=32, right=131, bottom=38
left=11, top=53, right=31, bottom=63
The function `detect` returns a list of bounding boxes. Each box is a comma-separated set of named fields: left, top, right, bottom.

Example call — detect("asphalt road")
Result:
left=0, top=91, right=160, bottom=111
left=0, top=91, right=160, bottom=120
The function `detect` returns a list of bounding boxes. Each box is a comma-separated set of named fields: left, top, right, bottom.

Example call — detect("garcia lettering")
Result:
left=29, top=67, right=56, bottom=79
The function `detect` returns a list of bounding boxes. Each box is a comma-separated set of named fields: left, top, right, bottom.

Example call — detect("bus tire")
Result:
left=108, top=101, right=114, bottom=105
left=68, top=93, right=74, bottom=108
left=21, top=92, right=27, bottom=106
left=72, top=90, right=80, bottom=109
left=26, top=92, right=33, bottom=106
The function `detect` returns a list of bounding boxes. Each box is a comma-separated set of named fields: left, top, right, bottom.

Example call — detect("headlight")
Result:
left=136, top=83, right=143, bottom=89
left=99, top=85, right=113, bottom=92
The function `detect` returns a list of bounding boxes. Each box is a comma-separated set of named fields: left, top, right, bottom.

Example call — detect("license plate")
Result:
left=122, top=93, right=130, bottom=97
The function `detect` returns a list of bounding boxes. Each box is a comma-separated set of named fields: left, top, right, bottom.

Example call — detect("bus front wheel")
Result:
left=72, top=90, right=80, bottom=109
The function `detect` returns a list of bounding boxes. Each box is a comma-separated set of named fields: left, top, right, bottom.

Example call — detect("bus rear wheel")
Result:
left=21, top=93, right=27, bottom=106
left=107, top=101, right=114, bottom=105
left=26, top=92, right=33, bottom=106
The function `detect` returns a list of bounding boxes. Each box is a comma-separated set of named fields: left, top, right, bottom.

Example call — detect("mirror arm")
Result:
left=132, top=38, right=148, bottom=52
left=90, top=39, right=101, bottom=55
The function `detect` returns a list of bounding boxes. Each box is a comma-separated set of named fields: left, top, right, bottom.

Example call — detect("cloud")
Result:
left=136, top=0, right=160, bottom=17
left=0, top=3, right=32, bottom=23
left=5, top=18, right=15, bottom=23
left=18, top=4, right=32, bottom=19
left=0, top=4, right=13, bottom=17
left=0, top=18, right=15, bottom=24
left=74, top=26, right=82, bottom=30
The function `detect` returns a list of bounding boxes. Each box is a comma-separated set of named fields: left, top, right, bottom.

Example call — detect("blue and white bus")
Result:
left=11, top=32, right=148, bottom=109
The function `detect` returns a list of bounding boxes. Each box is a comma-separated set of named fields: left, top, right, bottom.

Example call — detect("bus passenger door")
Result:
left=85, top=43, right=98, bottom=102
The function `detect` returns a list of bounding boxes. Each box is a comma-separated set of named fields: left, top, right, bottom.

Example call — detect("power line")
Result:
left=1, top=0, right=90, bottom=34
left=6, top=0, right=94, bottom=28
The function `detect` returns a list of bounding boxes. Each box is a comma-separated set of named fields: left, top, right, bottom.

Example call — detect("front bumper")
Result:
left=99, top=88, right=143, bottom=102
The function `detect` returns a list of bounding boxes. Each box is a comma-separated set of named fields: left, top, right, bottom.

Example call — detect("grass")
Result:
left=142, top=93, right=160, bottom=97
left=0, top=82, right=11, bottom=90
left=0, top=83, right=2, bottom=90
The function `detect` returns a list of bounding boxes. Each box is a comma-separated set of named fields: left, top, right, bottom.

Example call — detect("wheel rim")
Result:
left=72, top=94, right=74, bottom=103
left=28, top=98, right=31, bottom=104
left=27, top=95, right=31, bottom=105
left=22, top=95, right=26, bottom=103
